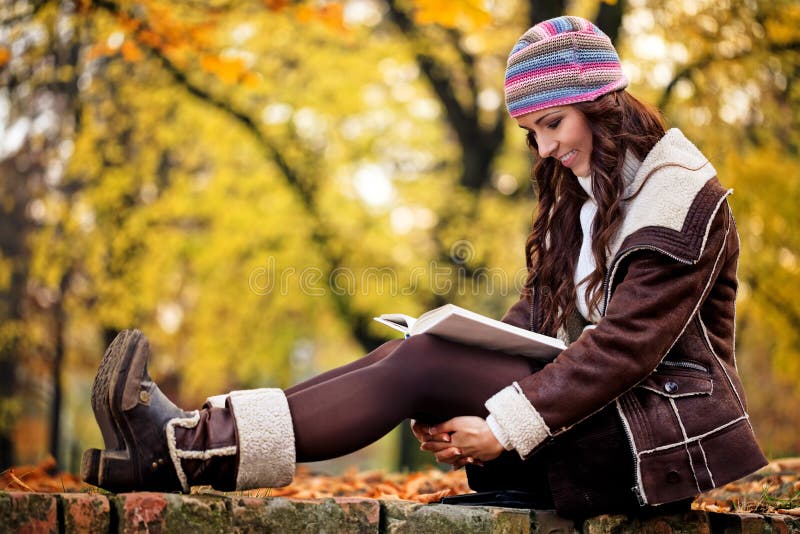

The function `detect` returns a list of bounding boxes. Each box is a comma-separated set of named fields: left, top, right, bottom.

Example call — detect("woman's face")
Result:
left=516, top=106, right=593, bottom=177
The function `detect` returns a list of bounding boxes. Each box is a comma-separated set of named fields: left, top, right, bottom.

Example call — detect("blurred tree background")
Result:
left=0, top=0, right=798, bottom=474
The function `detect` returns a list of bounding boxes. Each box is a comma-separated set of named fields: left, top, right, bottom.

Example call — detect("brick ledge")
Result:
left=1, top=490, right=799, bottom=533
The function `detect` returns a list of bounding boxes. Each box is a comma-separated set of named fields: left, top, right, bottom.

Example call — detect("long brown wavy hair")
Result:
left=523, top=90, right=665, bottom=336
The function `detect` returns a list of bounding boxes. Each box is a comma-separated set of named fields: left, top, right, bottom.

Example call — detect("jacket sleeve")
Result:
left=499, top=294, right=531, bottom=330
left=485, top=206, right=732, bottom=458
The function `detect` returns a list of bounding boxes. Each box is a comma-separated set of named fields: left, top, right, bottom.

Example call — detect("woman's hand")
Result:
left=410, top=419, right=466, bottom=469
left=410, top=419, right=453, bottom=446
left=418, top=416, right=505, bottom=469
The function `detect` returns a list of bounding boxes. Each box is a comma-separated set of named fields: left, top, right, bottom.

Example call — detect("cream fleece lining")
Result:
left=229, top=388, right=295, bottom=490
left=608, top=128, right=718, bottom=263
left=485, top=383, right=550, bottom=458
left=205, top=394, right=228, bottom=408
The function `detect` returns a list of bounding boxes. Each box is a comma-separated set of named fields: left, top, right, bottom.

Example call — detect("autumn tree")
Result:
left=1, top=0, right=798, bottom=472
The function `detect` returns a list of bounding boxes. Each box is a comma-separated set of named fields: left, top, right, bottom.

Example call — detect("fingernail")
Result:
left=443, top=434, right=451, bottom=442
left=429, top=427, right=436, bottom=434
left=466, top=457, right=474, bottom=464
left=455, top=448, right=462, bottom=455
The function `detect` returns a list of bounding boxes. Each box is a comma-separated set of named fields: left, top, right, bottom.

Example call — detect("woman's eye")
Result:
left=547, top=119, right=561, bottom=129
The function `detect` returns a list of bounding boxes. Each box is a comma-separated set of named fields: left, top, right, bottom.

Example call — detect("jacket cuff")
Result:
left=485, top=414, right=514, bottom=451
left=485, top=383, right=550, bottom=458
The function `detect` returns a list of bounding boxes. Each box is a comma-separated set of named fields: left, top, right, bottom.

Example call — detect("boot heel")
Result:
left=81, top=448, right=102, bottom=486
left=81, top=448, right=136, bottom=491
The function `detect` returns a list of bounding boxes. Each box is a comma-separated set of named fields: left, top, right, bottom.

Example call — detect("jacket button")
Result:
left=664, top=381, right=679, bottom=394
left=666, top=470, right=680, bottom=483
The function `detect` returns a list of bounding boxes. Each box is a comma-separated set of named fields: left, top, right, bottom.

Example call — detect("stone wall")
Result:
left=1, top=491, right=798, bottom=533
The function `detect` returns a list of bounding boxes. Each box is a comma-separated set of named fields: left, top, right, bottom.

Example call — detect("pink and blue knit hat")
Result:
left=504, top=16, right=628, bottom=118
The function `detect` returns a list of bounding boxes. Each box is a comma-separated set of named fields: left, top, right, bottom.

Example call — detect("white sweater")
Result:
left=574, top=174, right=600, bottom=323
left=574, top=154, right=642, bottom=322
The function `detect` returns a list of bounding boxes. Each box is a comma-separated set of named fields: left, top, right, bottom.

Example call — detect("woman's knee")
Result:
left=360, top=338, right=404, bottom=364
left=384, top=334, right=466, bottom=373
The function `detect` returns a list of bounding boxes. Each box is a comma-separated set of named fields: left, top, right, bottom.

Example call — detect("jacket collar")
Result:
left=607, top=128, right=730, bottom=266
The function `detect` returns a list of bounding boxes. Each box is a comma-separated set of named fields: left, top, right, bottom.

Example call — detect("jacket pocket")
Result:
left=638, top=366, right=713, bottom=398
left=624, top=366, right=714, bottom=451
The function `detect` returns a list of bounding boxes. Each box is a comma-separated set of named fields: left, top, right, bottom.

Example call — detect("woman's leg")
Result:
left=84, top=330, right=539, bottom=493
left=284, top=339, right=403, bottom=396
left=289, top=333, right=541, bottom=462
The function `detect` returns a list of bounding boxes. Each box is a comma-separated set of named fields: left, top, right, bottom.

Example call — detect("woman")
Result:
left=82, top=16, right=766, bottom=518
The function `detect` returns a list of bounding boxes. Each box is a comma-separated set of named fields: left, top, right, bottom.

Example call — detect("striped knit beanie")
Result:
left=504, top=16, right=628, bottom=118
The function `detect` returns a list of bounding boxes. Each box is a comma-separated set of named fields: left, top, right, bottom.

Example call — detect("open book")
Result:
left=374, top=304, right=566, bottom=361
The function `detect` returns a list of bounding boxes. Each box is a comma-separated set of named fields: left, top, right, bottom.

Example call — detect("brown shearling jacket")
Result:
left=486, top=129, right=767, bottom=510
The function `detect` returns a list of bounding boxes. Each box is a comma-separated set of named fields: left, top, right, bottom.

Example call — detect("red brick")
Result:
left=333, top=497, right=381, bottom=528
left=59, top=493, right=110, bottom=534
left=0, top=492, right=57, bottom=534
left=766, top=513, right=800, bottom=534
left=115, top=492, right=169, bottom=533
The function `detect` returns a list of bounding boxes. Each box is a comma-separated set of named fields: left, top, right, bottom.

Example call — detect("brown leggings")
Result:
left=282, top=334, right=651, bottom=516
left=283, top=334, right=541, bottom=463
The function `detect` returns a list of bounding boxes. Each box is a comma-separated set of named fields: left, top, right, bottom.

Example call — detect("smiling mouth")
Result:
left=559, top=150, right=576, bottom=164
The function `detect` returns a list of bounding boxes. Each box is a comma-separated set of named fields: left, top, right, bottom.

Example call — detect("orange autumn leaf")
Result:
left=416, top=488, right=456, bottom=503
left=411, top=0, right=491, bottom=29
left=1, top=457, right=86, bottom=492
left=119, top=14, right=141, bottom=34
left=0, top=47, right=10, bottom=67
left=242, top=71, right=262, bottom=88
left=262, top=0, right=291, bottom=10
left=294, top=3, right=345, bottom=31
left=87, top=42, right=113, bottom=60
left=121, top=41, right=144, bottom=62
left=201, top=55, right=248, bottom=84
left=137, top=29, right=163, bottom=49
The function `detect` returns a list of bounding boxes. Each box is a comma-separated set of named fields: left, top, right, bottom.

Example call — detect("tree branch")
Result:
left=383, top=0, right=475, bottom=139
left=91, top=0, right=394, bottom=350
left=658, top=41, right=800, bottom=110
left=594, top=0, right=626, bottom=45
left=527, top=0, right=566, bottom=27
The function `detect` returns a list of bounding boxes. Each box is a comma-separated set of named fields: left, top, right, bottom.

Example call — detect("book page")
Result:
left=412, top=304, right=566, bottom=360
left=373, top=313, right=417, bottom=335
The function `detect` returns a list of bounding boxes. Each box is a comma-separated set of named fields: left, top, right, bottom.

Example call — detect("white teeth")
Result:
left=560, top=150, right=576, bottom=163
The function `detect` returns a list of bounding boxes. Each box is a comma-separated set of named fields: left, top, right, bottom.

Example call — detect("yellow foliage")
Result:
left=411, top=0, right=491, bottom=30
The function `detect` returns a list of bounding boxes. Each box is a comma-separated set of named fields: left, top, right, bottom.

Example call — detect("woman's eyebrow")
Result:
left=535, top=110, right=561, bottom=125
left=518, top=110, right=563, bottom=130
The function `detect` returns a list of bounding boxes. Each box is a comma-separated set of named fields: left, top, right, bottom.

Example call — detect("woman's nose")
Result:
left=537, top=137, right=557, bottom=159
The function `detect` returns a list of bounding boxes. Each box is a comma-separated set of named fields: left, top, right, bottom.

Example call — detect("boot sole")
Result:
left=82, top=330, right=146, bottom=489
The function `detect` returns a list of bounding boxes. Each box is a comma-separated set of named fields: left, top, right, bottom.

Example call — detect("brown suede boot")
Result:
left=81, top=330, right=239, bottom=492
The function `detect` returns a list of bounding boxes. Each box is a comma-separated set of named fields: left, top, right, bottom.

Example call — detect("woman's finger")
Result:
left=410, top=420, right=429, bottom=442
left=421, top=440, right=458, bottom=453
left=434, top=447, right=463, bottom=463
left=411, top=422, right=451, bottom=443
